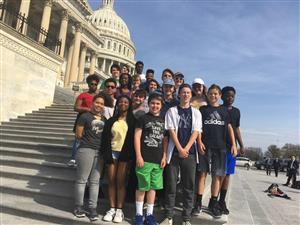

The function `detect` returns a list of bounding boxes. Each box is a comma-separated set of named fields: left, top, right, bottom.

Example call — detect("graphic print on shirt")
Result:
left=178, top=112, right=192, bottom=128
left=204, top=111, right=225, bottom=125
left=91, top=119, right=105, bottom=134
left=144, top=121, right=164, bottom=148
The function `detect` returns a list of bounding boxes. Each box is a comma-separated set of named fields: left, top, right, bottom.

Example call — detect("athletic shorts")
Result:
left=136, top=162, right=163, bottom=191
left=197, top=148, right=227, bottom=177
left=226, top=150, right=236, bottom=175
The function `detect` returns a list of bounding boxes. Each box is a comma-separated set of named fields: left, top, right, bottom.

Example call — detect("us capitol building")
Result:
left=0, top=0, right=136, bottom=122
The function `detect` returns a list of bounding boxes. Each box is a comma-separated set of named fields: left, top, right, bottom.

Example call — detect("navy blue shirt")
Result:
left=175, top=106, right=196, bottom=155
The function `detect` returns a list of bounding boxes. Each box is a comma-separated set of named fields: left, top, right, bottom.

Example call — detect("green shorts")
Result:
left=136, top=162, right=163, bottom=191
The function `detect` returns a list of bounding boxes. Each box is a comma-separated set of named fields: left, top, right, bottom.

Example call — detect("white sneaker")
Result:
left=160, top=217, right=173, bottom=225
left=113, top=209, right=124, bottom=223
left=103, top=208, right=116, bottom=222
left=67, top=159, right=76, bottom=167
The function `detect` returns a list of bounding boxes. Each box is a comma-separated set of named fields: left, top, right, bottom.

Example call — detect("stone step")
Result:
left=0, top=192, right=131, bottom=225
left=1, top=121, right=74, bottom=128
left=0, top=155, right=73, bottom=170
left=0, top=128, right=74, bottom=138
left=1, top=133, right=73, bottom=145
left=49, top=104, right=74, bottom=108
left=26, top=112, right=77, bottom=118
left=39, top=108, right=75, bottom=112
left=18, top=115, right=76, bottom=121
left=0, top=146, right=70, bottom=161
left=0, top=176, right=73, bottom=199
left=0, top=165, right=75, bottom=183
left=11, top=118, right=75, bottom=124
left=0, top=124, right=74, bottom=133
left=0, top=139, right=71, bottom=152
left=31, top=110, right=77, bottom=116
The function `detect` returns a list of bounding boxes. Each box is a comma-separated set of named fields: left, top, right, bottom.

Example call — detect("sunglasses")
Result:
left=175, top=77, right=184, bottom=81
left=106, top=85, right=116, bottom=89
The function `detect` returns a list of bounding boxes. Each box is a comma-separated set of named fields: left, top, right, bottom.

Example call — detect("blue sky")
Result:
left=88, top=0, right=299, bottom=151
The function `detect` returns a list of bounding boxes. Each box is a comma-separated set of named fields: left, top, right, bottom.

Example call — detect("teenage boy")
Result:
left=195, top=84, right=237, bottom=218
left=161, top=68, right=174, bottom=82
left=135, top=61, right=146, bottom=82
left=160, top=84, right=202, bottom=225
left=218, top=86, right=244, bottom=214
left=160, top=79, right=179, bottom=118
left=100, top=64, right=121, bottom=89
left=134, top=93, right=166, bottom=225
left=141, top=69, right=155, bottom=90
left=132, top=89, right=148, bottom=119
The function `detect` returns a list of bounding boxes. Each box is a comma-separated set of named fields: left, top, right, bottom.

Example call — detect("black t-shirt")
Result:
left=223, top=106, right=240, bottom=149
left=200, top=105, right=230, bottom=149
left=176, top=106, right=196, bottom=155
left=77, top=112, right=106, bottom=150
left=136, top=112, right=165, bottom=164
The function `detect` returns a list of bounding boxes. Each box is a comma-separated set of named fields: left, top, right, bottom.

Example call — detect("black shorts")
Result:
left=197, top=148, right=226, bottom=177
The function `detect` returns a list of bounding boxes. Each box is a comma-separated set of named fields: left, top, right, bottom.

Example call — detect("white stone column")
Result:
left=69, top=23, right=82, bottom=84
left=16, top=0, right=31, bottom=35
left=64, top=39, right=74, bottom=86
left=89, top=51, right=97, bottom=74
left=102, top=58, right=106, bottom=73
left=39, top=0, right=53, bottom=43
left=57, top=10, right=69, bottom=57
left=109, top=60, right=113, bottom=75
left=78, top=44, right=87, bottom=82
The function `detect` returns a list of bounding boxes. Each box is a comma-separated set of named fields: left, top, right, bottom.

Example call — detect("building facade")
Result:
left=0, top=0, right=135, bottom=122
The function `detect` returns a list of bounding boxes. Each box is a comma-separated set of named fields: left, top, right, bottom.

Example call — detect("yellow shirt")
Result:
left=111, top=119, right=128, bottom=151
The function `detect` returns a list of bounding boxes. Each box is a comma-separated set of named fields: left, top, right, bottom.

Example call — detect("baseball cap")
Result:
left=163, top=79, right=175, bottom=86
left=192, top=78, right=205, bottom=85
left=174, top=72, right=184, bottom=78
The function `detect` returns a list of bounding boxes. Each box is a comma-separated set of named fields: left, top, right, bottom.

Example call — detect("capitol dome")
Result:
left=87, top=0, right=136, bottom=76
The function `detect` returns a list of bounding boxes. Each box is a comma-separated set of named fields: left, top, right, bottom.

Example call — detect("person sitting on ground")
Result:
left=68, top=74, right=100, bottom=167
left=73, top=93, right=106, bottom=221
left=101, top=95, right=136, bottom=223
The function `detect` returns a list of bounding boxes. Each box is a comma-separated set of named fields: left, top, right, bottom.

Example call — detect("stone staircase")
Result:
left=0, top=103, right=226, bottom=225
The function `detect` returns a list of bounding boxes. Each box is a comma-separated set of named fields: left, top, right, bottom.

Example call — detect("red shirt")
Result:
left=76, top=92, right=94, bottom=109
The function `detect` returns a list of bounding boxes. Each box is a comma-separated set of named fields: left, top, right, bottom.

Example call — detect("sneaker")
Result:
left=192, top=204, right=202, bottom=216
left=103, top=208, right=116, bottom=222
left=134, top=214, right=144, bottom=225
left=73, top=205, right=85, bottom=218
left=146, top=214, right=158, bottom=225
left=89, top=208, right=99, bottom=221
left=208, top=199, right=222, bottom=218
left=113, top=209, right=124, bottom=223
left=182, top=221, right=192, bottom=225
left=67, top=159, right=76, bottom=167
left=160, top=217, right=173, bottom=225
left=219, top=201, right=229, bottom=215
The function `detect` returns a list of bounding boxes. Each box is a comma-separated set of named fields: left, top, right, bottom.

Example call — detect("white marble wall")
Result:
left=0, top=23, right=63, bottom=122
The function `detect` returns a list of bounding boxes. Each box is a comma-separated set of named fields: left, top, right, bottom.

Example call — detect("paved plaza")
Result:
left=227, top=168, right=300, bottom=225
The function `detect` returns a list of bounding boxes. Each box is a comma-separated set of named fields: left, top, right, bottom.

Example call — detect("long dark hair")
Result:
left=113, top=95, right=134, bottom=123
left=119, top=73, right=132, bottom=90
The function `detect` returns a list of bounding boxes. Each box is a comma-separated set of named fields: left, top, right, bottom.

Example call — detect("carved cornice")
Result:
left=44, top=0, right=54, bottom=8
left=0, top=31, right=62, bottom=72
left=75, top=22, right=82, bottom=33
left=61, top=9, right=69, bottom=21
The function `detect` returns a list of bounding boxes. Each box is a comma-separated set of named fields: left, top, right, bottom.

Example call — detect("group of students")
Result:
left=70, top=61, right=244, bottom=225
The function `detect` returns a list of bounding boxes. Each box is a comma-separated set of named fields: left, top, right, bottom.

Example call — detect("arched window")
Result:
left=119, top=44, right=121, bottom=53
left=107, top=41, right=111, bottom=49
left=113, top=42, right=116, bottom=51
left=123, top=46, right=126, bottom=55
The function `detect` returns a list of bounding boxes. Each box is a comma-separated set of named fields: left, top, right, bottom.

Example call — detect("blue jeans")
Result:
left=71, top=138, right=80, bottom=160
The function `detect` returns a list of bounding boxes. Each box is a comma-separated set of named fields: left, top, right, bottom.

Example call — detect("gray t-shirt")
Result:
left=77, top=112, right=106, bottom=150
